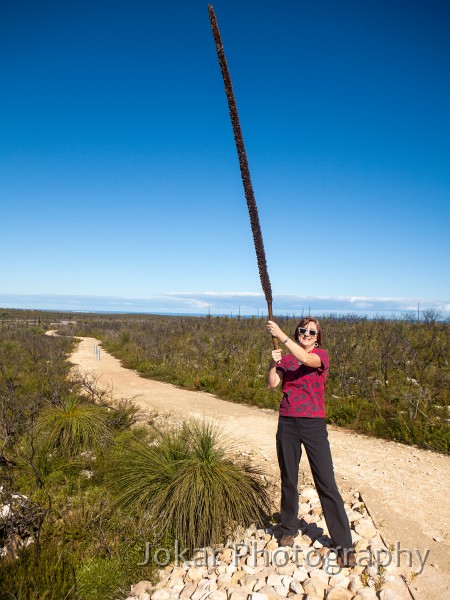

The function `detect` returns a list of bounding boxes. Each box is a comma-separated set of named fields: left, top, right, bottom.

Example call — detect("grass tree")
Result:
left=107, top=420, right=271, bottom=550
left=37, top=396, right=110, bottom=458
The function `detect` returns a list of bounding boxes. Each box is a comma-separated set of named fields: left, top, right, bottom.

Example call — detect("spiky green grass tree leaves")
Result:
left=107, top=420, right=271, bottom=550
left=37, top=396, right=110, bottom=458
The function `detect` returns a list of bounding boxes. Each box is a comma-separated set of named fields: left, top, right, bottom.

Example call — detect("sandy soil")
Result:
left=65, top=334, right=450, bottom=600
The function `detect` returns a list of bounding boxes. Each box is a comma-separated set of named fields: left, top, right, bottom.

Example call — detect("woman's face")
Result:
left=297, top=320, right=319, bottom=351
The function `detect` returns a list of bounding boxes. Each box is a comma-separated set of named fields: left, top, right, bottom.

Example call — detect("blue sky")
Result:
left=1, top=0, right=449, bottom=315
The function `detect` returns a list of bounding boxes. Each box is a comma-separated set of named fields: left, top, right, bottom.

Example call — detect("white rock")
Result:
left=304, top=550, right=323, bottom=571
left=255, top=585, right=280, bottom=600
left=208, top=592, right=227, bottom=600
left=350, top=531, right=362, bottom=544
left=324, top=565, right=342, bottom=576
left=227, top=592, right=248, bottom=600
left=378, top=590, right=397, bottom=600
left=170, top=578, right=186, bottom=589
left=326, top=587, right=353, bottom=599
left=266, top=574, right=284, bottom=587
left=220, top=549, right=233, bottom=564
left=292, top=567, right=309, bottom=582
left=217, top=574, right=232, bottom=587
left=243, top=575, right=258, bottom=590
left=354, top=539, right=369, bottom=552
left=273, top=548, right=291, bottom=564
left=355, top=588, right=377, bottom=599
left=156, top=576, right=172, bottom=591
left=132, top=581, right=153, bottom=597
left=235, top=544, right=249, bottom=557
left=256, top=528, right=266, bottom=537
left=309, top=569, right=330, bottom=585
left=303, top=577, right=329, bottom=596
left=365, top=565, right=379, bottom=579
left=251, top=594, right=269, bottom=600
left=346, top=511, right=363, bottom=523
left=198, top=579, right=214, bottom=590
left=242, top=565, right=257, bottom=575
left=348, top=575, right=363, bottom=592
left=329, top=574, right=350, bottom=588
left=181, top=582, right=198, bottom=598
left=172, top=567, right=188, bottom=578
left=254, top=539, right=268, bottom=551
left=298, top=503, right=311, bottom=516
left=152, top=590, right=171, bottom=600
left=276, top=563, right=296, bottom=576
left=187, top=568, right=204, bottom=582
left=289, top=579, right=304, bottom=595
left=354, top=519, right=377, bottom=539
left=253, top=578, right=266, bottom=592
left=301, top=487, right=319, bottom=499
left=191, top=590, right=209, bottom=600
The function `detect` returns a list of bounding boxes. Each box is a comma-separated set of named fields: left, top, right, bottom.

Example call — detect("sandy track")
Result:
left=68, top=335, right=450, bottom=600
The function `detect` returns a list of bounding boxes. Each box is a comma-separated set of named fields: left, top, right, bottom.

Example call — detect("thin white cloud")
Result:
left=0, top=293, right=448, bottom=317
left=167, top=291, right=264, bottom=298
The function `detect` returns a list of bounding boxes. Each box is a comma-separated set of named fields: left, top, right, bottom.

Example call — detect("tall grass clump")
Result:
left=37, top=396, right=110, bottom=458
left=108, top=420, right=271, bottom=550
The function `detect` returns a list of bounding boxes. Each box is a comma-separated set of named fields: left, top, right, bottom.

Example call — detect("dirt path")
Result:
left=67, top=335, right=450, bottom=600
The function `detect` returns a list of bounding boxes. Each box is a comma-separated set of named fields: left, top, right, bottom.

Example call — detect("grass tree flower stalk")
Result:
left=209, top=4, right=278, bottom=349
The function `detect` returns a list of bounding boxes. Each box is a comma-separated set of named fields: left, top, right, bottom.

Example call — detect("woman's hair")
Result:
left=294, top=317, right=323, bottom=347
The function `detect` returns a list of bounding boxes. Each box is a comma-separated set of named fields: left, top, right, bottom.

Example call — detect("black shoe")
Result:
left=279, top=535, right=295, bottom=547
left=336, top=549, right=357, bottom=568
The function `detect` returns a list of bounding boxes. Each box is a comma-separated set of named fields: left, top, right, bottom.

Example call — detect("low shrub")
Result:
left=107, top=420, right=272, bottom=550
left=37, top=396, right=110, bottom=458
left=0, top=544, right=76, bottom=600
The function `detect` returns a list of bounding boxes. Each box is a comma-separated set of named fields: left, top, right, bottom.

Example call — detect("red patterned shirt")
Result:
left=276, top=348, right=330, bottom=418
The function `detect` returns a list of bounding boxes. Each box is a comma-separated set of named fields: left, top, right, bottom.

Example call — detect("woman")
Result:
left=266, top=317, right=355, bottom=567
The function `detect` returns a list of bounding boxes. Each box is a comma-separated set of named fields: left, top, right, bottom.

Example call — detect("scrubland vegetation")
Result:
left=66, top=310, right=449, bottom=454
left=0, top=313, right=269, bottom=599
left=0, top=308, right=448, bottom=598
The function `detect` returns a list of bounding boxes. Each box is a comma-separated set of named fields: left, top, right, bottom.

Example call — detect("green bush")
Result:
left=327, top=402, right=360, bottom=427
left=0, top=544, right=76, bottom=600
left=107, top=420, right=271, bottom=550
left=76, top=556, right=123, bottom=600
left=37, top=396, right=110, bottom=458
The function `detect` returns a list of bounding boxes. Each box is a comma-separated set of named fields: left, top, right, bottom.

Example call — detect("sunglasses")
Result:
left=297, top=327, right=318, bottom=337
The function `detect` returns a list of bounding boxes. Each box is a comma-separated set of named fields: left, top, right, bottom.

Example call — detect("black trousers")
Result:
left=276, top=416, right=353, bottom=550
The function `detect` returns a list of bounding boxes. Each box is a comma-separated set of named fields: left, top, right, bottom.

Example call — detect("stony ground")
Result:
left=123, top=485, right=413, bottom=600
left=65, top=335, right=450, bottom=600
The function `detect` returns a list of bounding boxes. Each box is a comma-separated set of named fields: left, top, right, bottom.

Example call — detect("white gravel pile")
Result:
left=124, top=487, right=413, bottom=600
